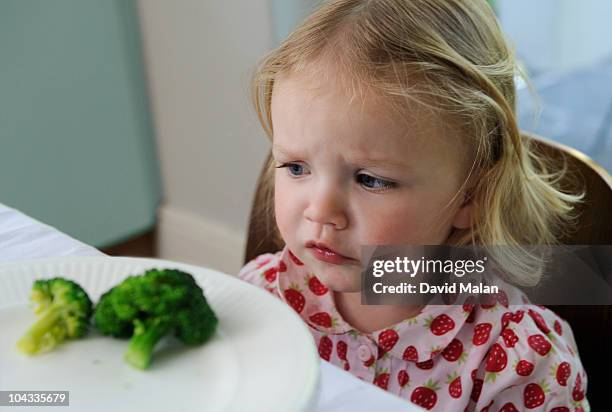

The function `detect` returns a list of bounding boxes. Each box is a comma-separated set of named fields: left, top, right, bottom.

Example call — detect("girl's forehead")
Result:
left=271, top=68, right=472, bottom=174
left=273, top=70, right=451, bottom=145
left=275, top=62, right=383, bottom=111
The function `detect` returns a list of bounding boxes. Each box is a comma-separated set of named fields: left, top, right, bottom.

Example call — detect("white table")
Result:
left=0, top=202, right=415, bottom=412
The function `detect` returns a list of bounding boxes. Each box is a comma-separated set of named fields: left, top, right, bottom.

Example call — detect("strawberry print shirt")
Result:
left=238, top=246, right=590, bottom=411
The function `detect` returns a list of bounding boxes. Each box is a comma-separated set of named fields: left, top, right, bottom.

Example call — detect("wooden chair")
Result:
left=244, top=133, right=612, bottom=409
left=526, top=133, right=612, bottom=411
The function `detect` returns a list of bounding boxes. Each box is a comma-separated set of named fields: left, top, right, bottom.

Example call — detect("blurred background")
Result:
left=1, top=0, right=611, bottom=274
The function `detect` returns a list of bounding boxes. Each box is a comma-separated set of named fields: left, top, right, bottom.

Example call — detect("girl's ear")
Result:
left=452, top=191, right=473, bottom=230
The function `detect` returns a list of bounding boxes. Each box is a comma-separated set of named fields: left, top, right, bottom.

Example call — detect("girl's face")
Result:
left=271, top=66, right=473, bottom=292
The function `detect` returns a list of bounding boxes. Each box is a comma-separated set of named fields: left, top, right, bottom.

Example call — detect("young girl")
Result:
left=239, top=0, right=589, bottom=410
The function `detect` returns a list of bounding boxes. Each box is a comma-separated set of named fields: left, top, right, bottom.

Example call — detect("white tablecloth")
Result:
left=0, top=202, right=416, bottom=412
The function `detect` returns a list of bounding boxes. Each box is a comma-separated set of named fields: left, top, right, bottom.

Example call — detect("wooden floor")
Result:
left=100, top=228, right=157, bottom=257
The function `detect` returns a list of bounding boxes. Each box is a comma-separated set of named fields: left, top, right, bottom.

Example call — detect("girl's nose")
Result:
left=303, top=184, right=348, bottom=230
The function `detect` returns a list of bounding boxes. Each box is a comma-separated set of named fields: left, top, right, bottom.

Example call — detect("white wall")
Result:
left=136, top=0, right=276, bottom=274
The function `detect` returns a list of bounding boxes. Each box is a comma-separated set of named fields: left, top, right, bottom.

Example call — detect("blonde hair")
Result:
left=250, top=0, right=582, bottom=286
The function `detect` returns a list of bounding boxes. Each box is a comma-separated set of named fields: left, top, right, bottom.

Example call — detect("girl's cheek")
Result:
left=362, top=216, right=416, bottom=245
left=274, top=178, right=300, bottom=239
left=359, top=203, right=434, bottom=245
left=274, top=198, right=291, bottom=238
left=359, top=190, right=459, bottom=245
left=355, top=199, right=416, bottom=244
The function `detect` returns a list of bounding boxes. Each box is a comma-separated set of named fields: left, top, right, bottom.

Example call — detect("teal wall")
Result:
left=270, top=0, right=317, bottom=44
left=0, top=0, right=161, bottom=247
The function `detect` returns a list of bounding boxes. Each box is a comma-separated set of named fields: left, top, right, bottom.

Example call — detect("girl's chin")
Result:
left=315, top=271, right=361, bottom=293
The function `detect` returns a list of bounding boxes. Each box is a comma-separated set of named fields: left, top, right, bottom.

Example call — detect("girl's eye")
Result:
left=356, top=173, right=395, bottom=191
left=276, top=162, right=308, bottom=177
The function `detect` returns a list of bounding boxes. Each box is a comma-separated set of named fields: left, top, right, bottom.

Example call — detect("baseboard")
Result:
left=157, top=204, right=246, bottom=275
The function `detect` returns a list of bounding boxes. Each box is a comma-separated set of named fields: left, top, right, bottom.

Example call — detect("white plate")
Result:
left=0, top=257, right=320, bottom=412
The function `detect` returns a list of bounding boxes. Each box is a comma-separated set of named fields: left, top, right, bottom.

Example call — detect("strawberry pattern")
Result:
left=309, top=311, right=335, bottom=328
left=447, top=372, right=462, bottom=398
left=516, top=359, right=535, bottom=377
left=378, top=329, right=399, bottom=354
left=239, top=247, right=590, bottom=411
left=398, top=369, right=410, bottom=388
left=374, top=370, right=390, bottom=390
left=501, top=328, right=519, bottom=348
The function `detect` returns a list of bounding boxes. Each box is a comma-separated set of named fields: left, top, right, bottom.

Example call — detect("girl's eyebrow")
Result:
left=273, top=145, right=411, bottom=170
left=349, top=156, right=412, bottom=170
left=271, top=145, right=295, bottom=157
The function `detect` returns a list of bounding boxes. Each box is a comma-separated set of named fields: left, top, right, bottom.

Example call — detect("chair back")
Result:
left=526, top=133, right=611, bottom=411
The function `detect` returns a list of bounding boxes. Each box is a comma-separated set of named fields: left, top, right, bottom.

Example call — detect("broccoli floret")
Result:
left=17, top=278, right=93, bottom=355
left=93, top=269, right=218, bottom=369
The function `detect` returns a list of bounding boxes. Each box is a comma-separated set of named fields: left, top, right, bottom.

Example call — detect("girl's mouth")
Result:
left=305, top=241, right=358, bottom=265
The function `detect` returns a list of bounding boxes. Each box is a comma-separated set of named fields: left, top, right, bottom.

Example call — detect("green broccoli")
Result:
left=93, top=268, right=218, bottom=370
left=17, top=278, right=93, bottom=355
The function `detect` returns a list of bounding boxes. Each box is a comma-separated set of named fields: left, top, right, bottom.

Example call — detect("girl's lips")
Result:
left=305, top=241, right=358, bottom=265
